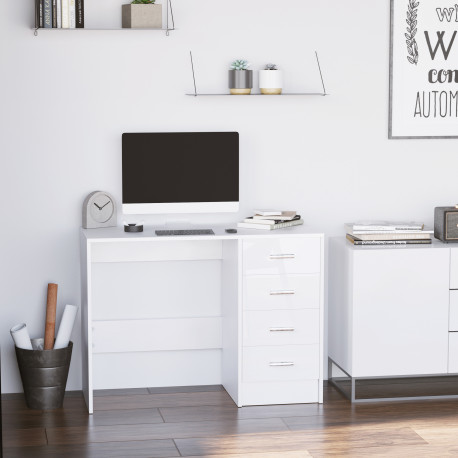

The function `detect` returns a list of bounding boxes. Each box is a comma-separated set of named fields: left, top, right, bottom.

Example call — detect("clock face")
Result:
left=89, top=193, right=114, bottom=223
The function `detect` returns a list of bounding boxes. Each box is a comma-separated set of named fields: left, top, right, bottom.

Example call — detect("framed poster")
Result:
left=390, top=0, right=458, bottom=138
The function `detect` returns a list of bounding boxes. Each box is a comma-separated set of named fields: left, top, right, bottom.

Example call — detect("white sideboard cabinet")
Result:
left=80, top=226, right=324, bottom=413
left=329, top=237, right=458, bottom=402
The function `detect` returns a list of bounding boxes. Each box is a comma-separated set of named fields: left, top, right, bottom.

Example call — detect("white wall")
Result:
left=1, top=0, right=457, bottom=393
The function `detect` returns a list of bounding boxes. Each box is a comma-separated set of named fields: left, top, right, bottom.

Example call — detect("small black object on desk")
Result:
left=124, top=223, right=143, bottom=233
left=225, top=228, right=237, bottom=233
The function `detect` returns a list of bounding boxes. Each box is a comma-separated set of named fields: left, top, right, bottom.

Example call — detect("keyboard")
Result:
left=155, top=229, right=215, bottom=236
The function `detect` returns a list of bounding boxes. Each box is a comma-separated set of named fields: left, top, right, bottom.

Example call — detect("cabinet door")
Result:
left=450, top=248, right=458, bottom=289
left=352, top=248, right=450, bottom=377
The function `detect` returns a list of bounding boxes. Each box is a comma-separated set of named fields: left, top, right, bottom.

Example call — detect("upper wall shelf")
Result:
left=185, top=93, right=328, bottom=96
left=33, top=0, right=175, bottom=36
left=186, top=51, right=328, bottom=97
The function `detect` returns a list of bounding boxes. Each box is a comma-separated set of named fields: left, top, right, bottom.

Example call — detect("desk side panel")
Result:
left=319, top=235, right=324, bottom=402
left=221, top=239, right=241, bottom=406
left=328, top=237, right=353, bottom=375
left=80, top=232, right=93, bottom=413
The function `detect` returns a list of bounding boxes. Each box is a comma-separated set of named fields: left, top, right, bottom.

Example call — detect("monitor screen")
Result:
left=122, top=132, right=239, bottom=214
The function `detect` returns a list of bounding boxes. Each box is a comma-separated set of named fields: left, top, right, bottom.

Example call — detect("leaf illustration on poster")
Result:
left=390, top=0, right=458, bottom=138
left=406, top=0, right=419, bottom=65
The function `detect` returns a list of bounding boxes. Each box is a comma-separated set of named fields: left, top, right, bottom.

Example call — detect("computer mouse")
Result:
left=225, top=228, right=237, bottom=233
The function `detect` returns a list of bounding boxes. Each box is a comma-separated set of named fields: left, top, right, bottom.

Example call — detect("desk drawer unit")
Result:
left=240, top=236, right=323, bottom=406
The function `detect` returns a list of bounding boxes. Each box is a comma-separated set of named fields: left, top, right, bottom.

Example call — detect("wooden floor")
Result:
left=3, top=382, right=458, bottom=457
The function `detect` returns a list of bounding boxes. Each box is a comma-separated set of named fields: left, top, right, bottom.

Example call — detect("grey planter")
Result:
left=122, top=4, right=163, bottom=29
left=15, top=341, right=73, bottom=410
left=228, top=70, right=253, bottom=95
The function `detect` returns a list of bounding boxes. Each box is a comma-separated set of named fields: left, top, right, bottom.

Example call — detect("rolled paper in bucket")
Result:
left=54, top=305, right=79, bottom=350
left=10, top=323, right=33, bottom=350
left=44, top=283, right=58, bottom=350
left=31, top=338, right=44, bottom=351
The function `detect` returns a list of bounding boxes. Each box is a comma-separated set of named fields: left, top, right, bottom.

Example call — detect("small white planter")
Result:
left=122, top=4, right=163, bottom=29
left=259, top=70, right=283, bottom=95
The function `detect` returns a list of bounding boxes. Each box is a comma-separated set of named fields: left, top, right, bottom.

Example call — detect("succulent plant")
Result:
left=131, top=0, right=155, bottom=3
left=230, top=59, right=250, bottom=71
left=265, top=63, right=278, bottom=70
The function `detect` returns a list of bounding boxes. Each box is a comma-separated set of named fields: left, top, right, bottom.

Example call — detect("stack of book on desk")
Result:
left=238, top=210, right=304, bottom=231
left=345, top=221, right=433, bottom=245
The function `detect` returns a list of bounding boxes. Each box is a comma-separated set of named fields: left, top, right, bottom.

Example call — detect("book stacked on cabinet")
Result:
left=345, top=222, right=432, bottom=245
left=37, top=0, right=84, bottom=29
left=238, top=210, right=304, bottom=231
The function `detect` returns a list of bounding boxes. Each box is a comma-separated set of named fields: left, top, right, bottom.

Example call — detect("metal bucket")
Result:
left=15, top=341, right=73, bottom=410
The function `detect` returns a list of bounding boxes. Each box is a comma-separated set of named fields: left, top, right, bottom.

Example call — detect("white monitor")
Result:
left=122, top=132, right=239, bottom=215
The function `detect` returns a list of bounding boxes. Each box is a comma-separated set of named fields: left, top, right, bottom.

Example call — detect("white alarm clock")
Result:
left=82, top=191, right=117, bottom=229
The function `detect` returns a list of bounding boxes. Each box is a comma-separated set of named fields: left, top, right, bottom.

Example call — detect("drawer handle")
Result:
left=270, top=290, right=295, bottom=296
left=269, top=327, right=295, bottom=332
left=269, top=361, right=295, bottom=367
left=269, top=254, right=296, bottom=259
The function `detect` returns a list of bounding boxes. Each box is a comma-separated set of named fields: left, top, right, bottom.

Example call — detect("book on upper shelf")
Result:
left=69, top=0, right=76, bottom=28
left=76, top=0, right=84, bottom=28
left=62, top=0, right=69, bottom=28
left=43, top=0, right=52, bottom=28
left=345, top=221, right=425, bottom=232
left=56, top=0, right=62, bottom=28
left=238, top=219, right=304, bottom=231
left=346, top=234, right=432, bottom=245
left=38, top=0, right=43, bottom=28
left=254, top=211, right=297, bottom=221
left=52, top=0, right=57, bottom=27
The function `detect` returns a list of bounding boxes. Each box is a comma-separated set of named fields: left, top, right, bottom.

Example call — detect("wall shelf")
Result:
left=187, top=51, right=328, bottom=97
left=185, top=93, right=328, bottom=97
left=34, top=0, right=175, bottom=36
left=34, top=27, right=175, bottom=33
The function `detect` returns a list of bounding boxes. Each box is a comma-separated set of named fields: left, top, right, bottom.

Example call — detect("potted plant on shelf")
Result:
left=122, top=0, right=162, bottom=29
left=228, top=59, right=253, bottom=95
left=259, top=63, right=283, bottom=95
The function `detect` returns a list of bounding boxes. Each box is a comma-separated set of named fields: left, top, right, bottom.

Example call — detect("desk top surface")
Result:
left=82, top=224, right=324, bottom=242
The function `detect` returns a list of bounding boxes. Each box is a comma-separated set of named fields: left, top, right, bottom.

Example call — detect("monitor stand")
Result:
left=163, top=217, right=193, bottom=227
left=159, top=218, right=214, bottom=234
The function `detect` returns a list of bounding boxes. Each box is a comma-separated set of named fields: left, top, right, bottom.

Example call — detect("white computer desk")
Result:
left=80, top=225, right=324, bottom=413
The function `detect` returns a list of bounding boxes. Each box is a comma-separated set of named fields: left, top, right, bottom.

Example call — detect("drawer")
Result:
left=243, top=274, right=320, bottom=310
left=241, top=380, right=319, bottom=406
left=243, top=237, right=321, bottom=275
left=452, top=249, right=458, bottom=289
left=242, top=345, right=319, bottom=382
left=450, top=291, right=458, bottom=331
left=243, top=309, right=319, bottom=346
left=449, top=333, right=458, bottom=373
